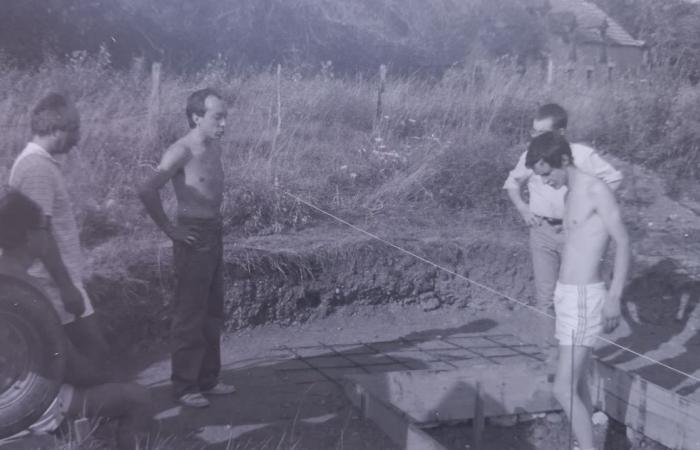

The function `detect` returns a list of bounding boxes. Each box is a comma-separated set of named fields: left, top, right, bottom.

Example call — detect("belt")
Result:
left=537, top=216, right=563, bottom=226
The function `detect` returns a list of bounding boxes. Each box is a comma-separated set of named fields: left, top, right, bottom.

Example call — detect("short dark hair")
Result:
left=185, top=88, right=222, bottom=129
left=525, top=132, right=572, bottom=169
left=30, top=93, right=78, bottom=136
left=0, top=190, right=43, bottom=251
left=535, top=103, right=568, bottom=130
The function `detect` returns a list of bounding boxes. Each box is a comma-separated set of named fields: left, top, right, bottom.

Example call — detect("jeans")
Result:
left=170, top=217, right=224, bottom=396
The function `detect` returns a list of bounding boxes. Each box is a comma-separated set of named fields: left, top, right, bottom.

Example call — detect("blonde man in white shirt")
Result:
left=503, top=104, right=623, bottom=353
left=9, top=93, right=109, bottom=363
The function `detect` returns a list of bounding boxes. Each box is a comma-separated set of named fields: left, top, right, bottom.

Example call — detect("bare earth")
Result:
left=5, top=156, right=700, bottom=449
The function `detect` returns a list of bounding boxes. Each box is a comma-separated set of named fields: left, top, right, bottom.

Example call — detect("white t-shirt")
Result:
left=503, top=143, right=623, bottom=219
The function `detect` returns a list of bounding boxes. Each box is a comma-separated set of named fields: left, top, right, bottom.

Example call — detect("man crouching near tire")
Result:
left=0, top=190, right=152, bottom=450
left=525, top=133, right=630, bottom=450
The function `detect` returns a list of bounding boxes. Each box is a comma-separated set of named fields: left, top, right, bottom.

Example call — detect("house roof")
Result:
left=549, top=0, right=645, bottom=47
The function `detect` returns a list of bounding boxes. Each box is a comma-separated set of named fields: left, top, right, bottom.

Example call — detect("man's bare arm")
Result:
left=137, top=145, right=199, bottom=245
left=504, top=153, right=539, bottom=226
left=138, top=170, right=177, bottom=233
left=593, top=182, right=631, bottom=331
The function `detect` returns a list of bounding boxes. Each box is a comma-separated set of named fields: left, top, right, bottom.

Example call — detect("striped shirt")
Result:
left=9, top=143, right=85, bottom=286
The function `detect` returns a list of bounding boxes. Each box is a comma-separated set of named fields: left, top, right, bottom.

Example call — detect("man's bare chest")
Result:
left=181, top=154, right=224, bottom=189
left=564, top=192, right=599, bottom=231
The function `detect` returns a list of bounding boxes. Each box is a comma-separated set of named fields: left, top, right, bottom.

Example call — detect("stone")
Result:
left=591, top=411, right=609, bottom=426
left=421, top=297, right=441, bottom=312
left=546, top=412, right=563, bottom=423
left=531, top=423, right=548, bottom=440
left=488, top=415, right=518, bottom=427
left=517, top=412, right=545, bottom=423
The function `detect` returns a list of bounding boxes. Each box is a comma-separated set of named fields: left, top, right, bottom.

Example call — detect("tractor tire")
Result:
left=0, top=274, right=66, bottom=439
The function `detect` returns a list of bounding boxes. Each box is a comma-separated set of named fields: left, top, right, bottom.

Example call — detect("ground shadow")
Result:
left=144, top=318, right=505, bottom=449
left=596, top=258, right=700, bottom=392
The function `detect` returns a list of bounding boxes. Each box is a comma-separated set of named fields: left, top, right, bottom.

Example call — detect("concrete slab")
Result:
left=305, top=356, right=354, bottom=368
left=366, top=341, right=412, bottom=353
left=327, top=344, right=377, bottom=355
left=366, top=364, right=413, bottom=373
left=413, top=340, right=460, bottom=351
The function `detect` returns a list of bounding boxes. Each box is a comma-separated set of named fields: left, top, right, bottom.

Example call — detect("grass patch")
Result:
left=0, top=57, right=697, bottom=238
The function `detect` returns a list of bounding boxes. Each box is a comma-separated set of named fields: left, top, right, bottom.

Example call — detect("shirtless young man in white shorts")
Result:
left=525, top=132, right=630, bottom=450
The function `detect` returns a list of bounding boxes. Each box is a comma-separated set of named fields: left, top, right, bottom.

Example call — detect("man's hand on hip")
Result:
left=518, top=206, right=541, bottom=227
left=166, top=223, right=202, bottom=247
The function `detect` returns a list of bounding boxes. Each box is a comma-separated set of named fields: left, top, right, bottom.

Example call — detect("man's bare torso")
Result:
left=171, top=136, right=224, bottom=219
left=560, top=171, right=610, bottom=285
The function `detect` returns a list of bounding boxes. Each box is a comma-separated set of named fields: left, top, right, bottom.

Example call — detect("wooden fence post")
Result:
left=607, top=63, right=615, bottom=82
left=146, top=62, right=161, bottom=159
left=374, top=64, right=387, bottom=137
left=472, top=381, right=484, bottom=450
left=268, top=63, right=282, bottom=181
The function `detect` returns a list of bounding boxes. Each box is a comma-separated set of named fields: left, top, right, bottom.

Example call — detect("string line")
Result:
left=281, top=189, right=700, bottom=385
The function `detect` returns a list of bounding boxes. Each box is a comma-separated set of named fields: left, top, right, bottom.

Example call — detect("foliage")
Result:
left=1, top=51, right=699, bottom=238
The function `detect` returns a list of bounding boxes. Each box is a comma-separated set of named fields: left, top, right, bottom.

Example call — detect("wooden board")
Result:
left=590, top=359, right=700, bottom=450
left=346, top=361, right=559, bottom=425
left=344, top=382, right=447, bottom=450
left=345, top=359, right=700, bottom=450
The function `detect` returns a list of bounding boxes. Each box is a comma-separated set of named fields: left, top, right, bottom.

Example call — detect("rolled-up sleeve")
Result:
left=574, top=145, right=623, bottom=188
left=503, top=152, right=531, bottom=190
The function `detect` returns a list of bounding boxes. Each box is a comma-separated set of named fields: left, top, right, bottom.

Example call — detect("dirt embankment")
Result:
left=84, top=156, right=700, bottom=356
left=86, top=230, right=533, bottom=354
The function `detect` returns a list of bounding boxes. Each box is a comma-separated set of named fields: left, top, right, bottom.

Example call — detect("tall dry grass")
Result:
left=1, top=56, right=698, bottom=245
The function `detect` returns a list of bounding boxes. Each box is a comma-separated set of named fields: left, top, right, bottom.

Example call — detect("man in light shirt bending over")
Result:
left=503, top=103, right=623, bottom=352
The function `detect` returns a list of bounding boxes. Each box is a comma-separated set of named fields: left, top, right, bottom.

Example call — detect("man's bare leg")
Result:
left=578, top=369, right=594, bottom=419
left=553, top=345, right=594, bottom=450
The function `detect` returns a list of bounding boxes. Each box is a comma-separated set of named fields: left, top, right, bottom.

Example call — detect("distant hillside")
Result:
left=1, top=0, right=697, bottom=75
left=120, top=0, right=483, bottom=72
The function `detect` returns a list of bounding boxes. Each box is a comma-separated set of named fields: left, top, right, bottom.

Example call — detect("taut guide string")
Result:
left=281, top=189, right=700, bottom=386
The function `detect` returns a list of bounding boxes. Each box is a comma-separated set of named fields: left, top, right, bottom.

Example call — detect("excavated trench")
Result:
left=87, top=234, right=534, bottom=354
left=85, top=229, right=698, bottom=449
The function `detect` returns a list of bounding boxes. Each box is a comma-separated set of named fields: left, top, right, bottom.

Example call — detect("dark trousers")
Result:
left=170, top=217, right=224, bottom=396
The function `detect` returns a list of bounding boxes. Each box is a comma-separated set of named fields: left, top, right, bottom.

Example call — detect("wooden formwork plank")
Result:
left=348, top=361, right=559, bottom=424
left=345, top=359, right=700, bottom=450
left=344, top=382, right=446, bottom=450
left=590, top=360, right=700, bottom=450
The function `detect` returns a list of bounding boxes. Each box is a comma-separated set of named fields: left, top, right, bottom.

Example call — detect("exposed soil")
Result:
left=30, top=154, right=698, bottom=449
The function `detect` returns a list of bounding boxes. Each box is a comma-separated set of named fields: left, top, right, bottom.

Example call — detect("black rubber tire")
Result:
left=0, top=275, right=66, bottom=439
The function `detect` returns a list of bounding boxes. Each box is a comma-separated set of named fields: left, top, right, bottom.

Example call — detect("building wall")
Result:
left=548, top=40, right=645, bottom=80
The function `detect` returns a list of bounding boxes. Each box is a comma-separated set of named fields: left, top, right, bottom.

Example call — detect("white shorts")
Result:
left=554, top=282, right=606, bottom=347
left=28, top=384, right=75, bottom=434
left=34, top=277, right=95, bottom=325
